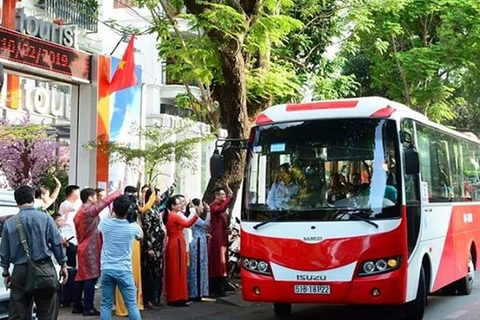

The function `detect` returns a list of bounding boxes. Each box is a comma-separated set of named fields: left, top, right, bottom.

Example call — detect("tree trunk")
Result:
left=203, top=44, right=250, bottom=204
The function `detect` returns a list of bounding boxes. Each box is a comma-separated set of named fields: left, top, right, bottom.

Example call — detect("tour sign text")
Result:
left=15, top=11, right=77, bottom=48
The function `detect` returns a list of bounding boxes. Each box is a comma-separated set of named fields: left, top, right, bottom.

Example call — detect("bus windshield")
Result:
left=243, top=118, right=402, bottom=222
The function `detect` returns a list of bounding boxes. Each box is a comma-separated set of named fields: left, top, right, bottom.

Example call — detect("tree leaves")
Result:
left=85, top=122, right=213, bottom=182
left=342, top=0, right=480, bottom=124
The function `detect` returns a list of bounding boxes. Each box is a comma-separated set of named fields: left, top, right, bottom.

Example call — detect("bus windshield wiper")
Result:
left=335, top=208, right=379, bottom=229
left=253, top=211, right=296, bottom=230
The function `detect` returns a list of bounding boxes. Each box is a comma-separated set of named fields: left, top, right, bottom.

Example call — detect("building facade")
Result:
left=98, top=0, right=216, bottom=197
left=0, top=0, right=216, bottom=198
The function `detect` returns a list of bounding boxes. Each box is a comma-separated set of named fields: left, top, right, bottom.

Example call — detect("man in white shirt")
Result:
left=59, top=185, right=81, bottom=267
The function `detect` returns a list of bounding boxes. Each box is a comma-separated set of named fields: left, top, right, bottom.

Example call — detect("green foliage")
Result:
left=0, top=123, right=49, bottom=141
left=278, top=0, right=340, bottom=73
left=197, top=3, right=247, bottom=38
left=341, top=0, right=480, bottom=123
left=132, top=1, right=316, bottom=122
left=72, top=0, right=99, bottom=17
left=85, top=122, right=213, bottom=182
left=310, top=55, right=359, bottom=100
left=247, top=62, right=300, bottom=106
left=157, top=36, right=220, bottom=86
left=245, top=15, right=303, bottom=56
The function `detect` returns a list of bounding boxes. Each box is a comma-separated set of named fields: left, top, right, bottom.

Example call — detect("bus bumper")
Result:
left=241, top=269, right=406, bottom=305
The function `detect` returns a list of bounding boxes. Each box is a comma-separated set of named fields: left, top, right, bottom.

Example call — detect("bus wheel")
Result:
left=404, top=266, right=426, bottom=320
left=273, top=303, right=292, bottom=318
left=453, top=255, right=474, bottom=295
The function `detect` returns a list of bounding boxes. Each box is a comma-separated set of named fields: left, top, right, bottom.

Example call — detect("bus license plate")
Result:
left=294, top=284, right=330, bottom=295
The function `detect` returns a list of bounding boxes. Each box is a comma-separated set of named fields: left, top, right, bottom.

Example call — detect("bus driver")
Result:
left=266, top=163, right=300, bottom=210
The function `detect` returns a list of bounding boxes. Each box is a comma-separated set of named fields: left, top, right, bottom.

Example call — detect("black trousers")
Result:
left=72, top=278, right=97, bottom=311
left=9, top=264, right=59, bottom=320
left=60, top=268, right=77, bottom=307
left=65, top=243, right=77, bottom=268
left=209, top=277, right=227, bottom=297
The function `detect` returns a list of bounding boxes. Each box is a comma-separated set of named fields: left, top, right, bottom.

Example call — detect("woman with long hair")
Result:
left=187, top=199, right=210, bottom=301
left=164, top=195, right=198, bottom=307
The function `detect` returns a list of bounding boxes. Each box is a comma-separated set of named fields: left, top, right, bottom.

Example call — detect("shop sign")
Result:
left=20, top=83, right=71, bottom=120
left=0, top=26, right=91, bottom=82
left=15, top=11, right=77, bottom=48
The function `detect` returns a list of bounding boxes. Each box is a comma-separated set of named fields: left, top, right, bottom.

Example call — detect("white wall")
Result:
left=99, top=0, right=163, bottom=85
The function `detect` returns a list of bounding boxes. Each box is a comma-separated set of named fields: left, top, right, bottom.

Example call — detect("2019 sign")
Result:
left=0, top=27, right=91, bottom=82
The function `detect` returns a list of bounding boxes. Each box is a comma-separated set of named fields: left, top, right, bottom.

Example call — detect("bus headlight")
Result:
left=363, top=261, right=376, bottom=274
left=358, top=256, right=401, bottom=276
left=242, top=256, right=272, bottom=276
left=258, top=261, right=269, bottom=273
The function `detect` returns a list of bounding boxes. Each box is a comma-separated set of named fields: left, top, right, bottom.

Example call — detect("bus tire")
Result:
left=453, top=254, right=474, bottom=295
left=273, top=303, right=291, bottom=318
left=404, top=266, right=426, bottom=320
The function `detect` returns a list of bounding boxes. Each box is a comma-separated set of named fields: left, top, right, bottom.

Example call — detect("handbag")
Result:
left=14, top=216, right=58, bottom=294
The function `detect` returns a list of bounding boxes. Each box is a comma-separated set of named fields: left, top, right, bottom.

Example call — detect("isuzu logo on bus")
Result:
left=296, top=274, right=327, bottom=281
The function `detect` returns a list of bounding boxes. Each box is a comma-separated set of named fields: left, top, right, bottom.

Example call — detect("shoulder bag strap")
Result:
left=14, top=215, right=31, bottom=259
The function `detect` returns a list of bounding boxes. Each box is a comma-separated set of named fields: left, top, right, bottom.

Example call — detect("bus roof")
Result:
left=254, top=96, right=479, bottom=144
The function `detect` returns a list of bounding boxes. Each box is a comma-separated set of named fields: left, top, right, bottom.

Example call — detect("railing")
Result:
left=43, top=0, right=98, bottom=33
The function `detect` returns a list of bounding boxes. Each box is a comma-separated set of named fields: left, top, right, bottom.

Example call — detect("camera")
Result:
left=125, top=194, right=139, bottom=223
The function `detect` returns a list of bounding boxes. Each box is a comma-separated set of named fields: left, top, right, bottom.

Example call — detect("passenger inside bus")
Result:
left=332, top=164, right=398, bottom=210
left=347, top=173, right=369, bottom=197
left=326, top=173, right=347, bottom=203
left=266, top=163, right=300, bottom=209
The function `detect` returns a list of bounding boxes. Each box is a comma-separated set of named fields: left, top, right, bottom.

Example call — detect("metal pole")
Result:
left=110, top=36, right=125, bottom=56
left=55, top=133, right=60, bottom=212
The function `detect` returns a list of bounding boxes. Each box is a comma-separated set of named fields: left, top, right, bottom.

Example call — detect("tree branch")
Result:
left=389, top=34, right=411, bottom=106
left=304, top=10, right=335, bottom=28
left=277, top=55, right=306, bottom=68
left=156, top=1, right=210, bottom=107
left=184, top=0, right=206, bottom=15
left=303, top=41, right=325, bottom=63
left=226, top=0, right=246, bottom=15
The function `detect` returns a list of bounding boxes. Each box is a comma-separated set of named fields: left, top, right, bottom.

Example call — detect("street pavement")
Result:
left=59, top=271, right=480, bottom=319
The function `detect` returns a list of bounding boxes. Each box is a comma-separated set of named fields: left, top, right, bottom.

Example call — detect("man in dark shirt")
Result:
left=0, top=185, right=68, bottom=319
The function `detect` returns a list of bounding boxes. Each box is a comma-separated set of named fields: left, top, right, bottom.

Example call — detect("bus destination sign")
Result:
left=0, top=26, right=91, bottom=82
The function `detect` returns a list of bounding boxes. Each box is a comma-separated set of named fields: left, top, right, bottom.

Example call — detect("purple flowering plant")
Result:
left=0, top=113, right=69, bottom=189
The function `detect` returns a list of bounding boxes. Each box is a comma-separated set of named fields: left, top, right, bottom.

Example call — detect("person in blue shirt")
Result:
left=98, top=195, right=143, bottom=320
left=267, top=163, right=300, bottom=209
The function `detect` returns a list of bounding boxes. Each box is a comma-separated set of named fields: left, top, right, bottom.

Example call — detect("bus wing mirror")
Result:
left=400, top=130, right=412, bottom=144
left=404, top=147, right=420, bottom=175
left=210, top=149, right=224, bottom=179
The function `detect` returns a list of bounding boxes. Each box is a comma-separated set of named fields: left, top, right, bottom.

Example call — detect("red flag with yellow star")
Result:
left=109, top=35, right=137, bottom=94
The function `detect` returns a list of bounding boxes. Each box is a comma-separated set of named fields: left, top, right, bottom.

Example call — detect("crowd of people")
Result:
left=0, top=178, right=237, bottom=319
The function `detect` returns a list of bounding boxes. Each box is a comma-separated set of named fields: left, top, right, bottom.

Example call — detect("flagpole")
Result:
left=110, top=36, right=125, bottom=56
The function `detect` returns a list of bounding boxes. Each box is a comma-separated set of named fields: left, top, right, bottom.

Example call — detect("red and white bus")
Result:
left=240, top=97, right=479, bottom=319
